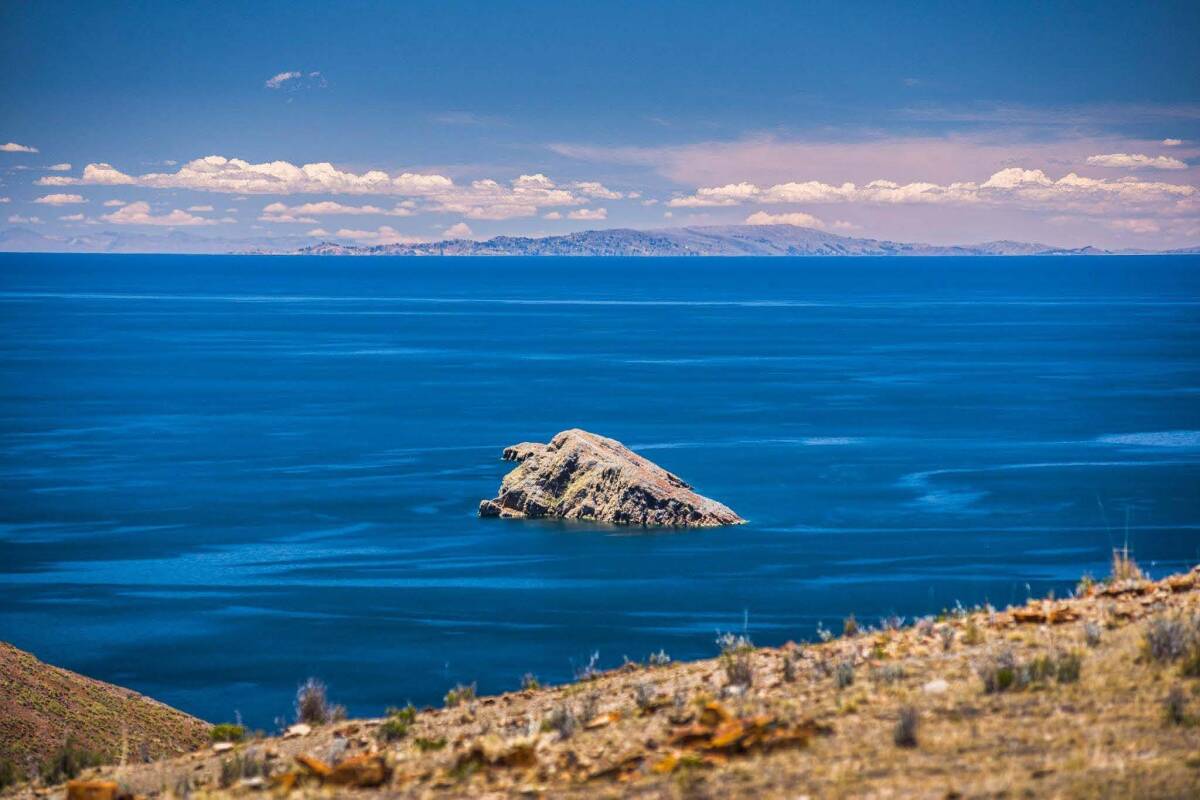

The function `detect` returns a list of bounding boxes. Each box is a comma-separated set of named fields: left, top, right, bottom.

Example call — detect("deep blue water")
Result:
left=1, top=253, right=1198, bottom=729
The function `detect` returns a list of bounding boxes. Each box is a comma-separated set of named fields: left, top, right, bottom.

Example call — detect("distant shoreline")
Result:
left=3, top=224, right=1198, bottom=257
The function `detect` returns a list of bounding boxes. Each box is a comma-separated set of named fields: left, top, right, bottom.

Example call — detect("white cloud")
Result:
left=258, top=200, right=413, bottom=223
left=567, top=207, right=607, bottom=220
left=47, top=162, right=72, bottom=171
left=1085, top=153, right=1188, bottom=170
left=667, top=182, right=761, bottom=207
left=34, top=193, right=86, bottom=205
left=1162, top=139, right=1183, bottom=147
left=59, top=213, right=85, bottom=221
left=744, top=211, right=827, bottom=229
left=307, top=228, right=329, bottom=237
left=1107, top=218, right=1161, bottom=234
left=8, top=214, right=42, bottom=223
left=99, top=201, right=215, bottom=226
left=34, top=176, right=79, bottom=186
left=442, top=222, right=473, bottom=239
left=187, top=204, right=214, bottom=212
left=265, top=71, right=326, bottom=90
left=668, top=167, right=1197, bottom=217
left=543, top=211, right=563, bottom=220
left=333, top=225, right=426, bottom=245
left=0, top=142, right=38, bottom=153
left=102, top=199, right=127, bottom=207
left=0, top=197, right=9, bottom=203
left=571, top=181, right=623, bottom=200
left=82, top=163, right=136, bottom=185
left=65, top=155, right=611, bottom=221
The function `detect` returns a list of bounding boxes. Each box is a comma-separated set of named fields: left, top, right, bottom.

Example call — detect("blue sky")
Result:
left=2, top=0, right=1198, bottom=249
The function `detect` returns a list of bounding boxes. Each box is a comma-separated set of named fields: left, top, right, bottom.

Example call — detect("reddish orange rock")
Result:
left=66, top=781, right=120, bottom=800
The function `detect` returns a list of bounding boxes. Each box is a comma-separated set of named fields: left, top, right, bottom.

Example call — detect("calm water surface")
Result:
left=1, top=254, right=1198, bottom=727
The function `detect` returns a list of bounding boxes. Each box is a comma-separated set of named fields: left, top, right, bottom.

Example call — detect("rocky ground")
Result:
left=7, top=560, right=1200, bottom=799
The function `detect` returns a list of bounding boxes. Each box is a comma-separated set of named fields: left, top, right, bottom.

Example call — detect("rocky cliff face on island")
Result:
left=478, top=429, right=744, bottom=527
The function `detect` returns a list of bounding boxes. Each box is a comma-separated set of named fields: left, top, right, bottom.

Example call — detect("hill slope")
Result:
left=0, top=642, right=210, bottom=779
left=12, top=565, right=1200, bottom=798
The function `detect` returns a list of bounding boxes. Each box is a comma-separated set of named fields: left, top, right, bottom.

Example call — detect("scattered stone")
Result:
left=283, top=723, right=312, bottom=739
left=478, top=429, right=744, bottom=527
left=922, top=678, right=949, bottom=695
left=211, top=741, right=235, bottom=753
left=66, top=781, right=120, bottom=800
left=326, top=754, right=390, bottom=787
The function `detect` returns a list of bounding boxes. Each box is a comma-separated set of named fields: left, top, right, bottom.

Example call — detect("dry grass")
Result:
left=0, top=642, right=209, bottom=777
left=7, top=565, right=1200, bottom=799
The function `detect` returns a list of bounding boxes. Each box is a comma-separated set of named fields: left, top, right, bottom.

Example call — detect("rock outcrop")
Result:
left=478, top=429, right=744, bottom=527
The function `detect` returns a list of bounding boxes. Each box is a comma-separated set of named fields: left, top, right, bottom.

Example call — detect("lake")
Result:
left=1, top=253, right=1198, bottom=728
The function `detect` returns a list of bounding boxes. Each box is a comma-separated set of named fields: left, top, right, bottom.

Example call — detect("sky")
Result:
left=1, top=0, right=1199, bottom=250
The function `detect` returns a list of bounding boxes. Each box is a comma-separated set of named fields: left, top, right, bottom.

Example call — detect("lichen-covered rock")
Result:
left=478, top=429, right=743, bottom=527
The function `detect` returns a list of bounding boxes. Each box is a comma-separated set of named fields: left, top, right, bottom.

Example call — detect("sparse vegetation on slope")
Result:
left=7, top=563, right=1200, bottom=799
left=0, top=642, right=210, bottom=784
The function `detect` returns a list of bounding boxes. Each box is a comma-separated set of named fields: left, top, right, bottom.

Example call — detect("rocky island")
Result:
left=478, top=429, right=744, bottom=527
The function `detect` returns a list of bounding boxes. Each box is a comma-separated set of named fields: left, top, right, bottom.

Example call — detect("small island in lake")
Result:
left=479, top=429, right=744, bottom=527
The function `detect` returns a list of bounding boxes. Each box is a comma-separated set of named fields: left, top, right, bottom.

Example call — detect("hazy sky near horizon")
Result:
left=2, top=0, right=1199, bottom=249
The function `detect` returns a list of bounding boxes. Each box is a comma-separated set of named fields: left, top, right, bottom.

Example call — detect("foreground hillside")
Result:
left=0, top=643, right=210, bottom=785
left=9, top=561, right=1200, bottom=798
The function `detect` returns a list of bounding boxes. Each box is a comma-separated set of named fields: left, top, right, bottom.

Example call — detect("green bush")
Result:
left=377, top=704, right=418, bottom=742
left=41, top=739, right=103, bottom=784
left=443, top=682, right=476, bottom=708
left=210, top=723, right=246, bottom=743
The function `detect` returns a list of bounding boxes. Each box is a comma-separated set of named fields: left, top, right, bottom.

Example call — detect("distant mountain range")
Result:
left=294, top=225, right=1200, bottom=257
left=2, top=223, right=1198, bottom=256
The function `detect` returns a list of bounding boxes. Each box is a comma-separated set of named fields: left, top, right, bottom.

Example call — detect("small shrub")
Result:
left=1164, top=685, right=1188, bottom=726
left=834, top=660, right=855, bottom=689
left=1143, top=614, right=1200, bottom=669
left=962, top=619, right=983, bottom=646
left=874, top=663, right=906, bottom=684
left=295, top=678, right=344, bottom=725
left=41, top=739, right=103, bottom=784
left=579, top=690, right=600, bottom=722
left=939, top=626, right=955, bottom=652
left=880, top=614, right=905, bottom=632
left=0, top=759, right=19, bottom=792
left=915, top=617, right=935, bottom=638
left=444, top=682, right=476, bottom=708
left=574, top=650, right=602, bottom=681
left=842, top=615, right=859, bottom=637
left=520, top=672, right=540, bottom=691
left=977, top=648, right=1019, bottom=693
left=218, top=749, right=264, bottom=789
left=782, top=650, right=800, bottom=683
left=978, top=647, right=1083, bottom=692
left=209, top=723, right=246, bottom=743
left=1109, top=545, right=1146, bottom=583
left=648, top=649, right=671, bottom=667
left=1055, top=650, right=1083, bottom=683
left=544, top=703, right=578, bottom=739
left=1083, top=621, right=1102, bottom=648
left=633, top=682, right=654, bottom=712
left=717, top=630, right=754, bottom=689
left=413, top=737, right=446, bottom=751
left=1076, top=573, right=1095, bottom=597
left=893, top=705, right=919, bottom=748
left=816, top=622, right=833, bottom=643
left=377, top=705, right=416, bottom=742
